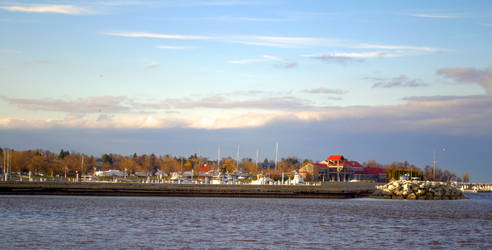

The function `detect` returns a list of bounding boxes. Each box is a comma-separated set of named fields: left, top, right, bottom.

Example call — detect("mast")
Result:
left=2, top=149, right=5, bottom=179
left=433, top=150, right=436, bottom=181
left=3, top=149, right=6, bottom=181
left=217, top=146, right=221, bottom=171
left=275, top=142, right=279, bottom=171
left=255, top=149, right=259, bottom=167
left=236, top=144, right=240, bottom=170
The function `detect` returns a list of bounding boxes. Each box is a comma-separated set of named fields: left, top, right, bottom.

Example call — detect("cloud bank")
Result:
left=1, top=94, right=491, bottom=135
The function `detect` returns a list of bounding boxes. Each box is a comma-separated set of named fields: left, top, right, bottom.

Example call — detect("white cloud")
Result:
left=229, top=55, right=281, bottom=64
left=0, top=4, right=93, bottom=15
left=2, top=95, right=491, bottom=135
left=438, top=67, right=492, bottom=94
left=156, top=45, right=194, bottom=49
left=304, top=51, right=400, bottom=63
left=408, top=13, right=459, bottom=19
left=106, top=31, right=438, bottom=52
left=303, top=88, right=348, bottom=95
left=182, top=1, right=260, bottom=6
left=203, top=16, right=289, bottom=22
left=357, top=44, right=437, bottom=52
left=105, top=32, right=211, bottom=40
left=369, top=75, right=429, bottom=88
left=146, top=62, right=160, bottom=69
left=0, top=96, right=134, bottom=114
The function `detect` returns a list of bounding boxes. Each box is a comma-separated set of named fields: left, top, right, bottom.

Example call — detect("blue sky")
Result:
left=1, top=1, right=491, bottom=181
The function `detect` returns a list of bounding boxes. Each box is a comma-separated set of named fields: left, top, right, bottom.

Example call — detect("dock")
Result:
left=0, top=181, right=378, bottom=199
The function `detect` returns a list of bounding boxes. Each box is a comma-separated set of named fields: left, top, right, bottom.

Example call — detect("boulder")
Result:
left=371, top=180, right=466, bottom=200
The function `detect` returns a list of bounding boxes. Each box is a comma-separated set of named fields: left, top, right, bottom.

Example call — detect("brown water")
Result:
left=0, top=194, right=491, bottom=249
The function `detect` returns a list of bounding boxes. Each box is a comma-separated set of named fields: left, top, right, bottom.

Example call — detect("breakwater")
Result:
left=0, top=181, right=378, bottom=198
left=371, top=180, right=466, bottom=200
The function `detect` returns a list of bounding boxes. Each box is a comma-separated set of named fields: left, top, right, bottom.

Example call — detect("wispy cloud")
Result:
left=480, top=23, right=492, bottom=27
left=229, top=55, right=297, bottom=69
left=106, top=32, right=341, bottom=48
left=202, top=16, right=289, bottom=22
left=303, top=88, right=348, bottom=95
left=146, top=62, right=160, bottom=69
left=156, top=45, right=195, bottom=49
left=229, top=55, right=281, bottom=64
left=0, top=4, right=93, bottom=15
left=275, top=62, right=297, bottom=69
left=408, top=13, right=459, bottom=19
left=105, top=32, right=211, bottom=40
left=168, top=96, right=312, bottom=110
left=357, top=44, right=437, bottom=52
left=0, top=49, right=22, bottom=54
left=182, top=1, right=260, bottom=6
left=0, top=96, right=134, bottom=114
left=304, top=51, right=399, bottom=63
left=438, top=67, right=492, bottom=94
left=106, top=31, right=438, bottom=52
left=369, top=75, right=429, bottom=88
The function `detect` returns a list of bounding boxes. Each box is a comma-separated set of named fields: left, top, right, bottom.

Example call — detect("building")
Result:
left=300, top=155, right=387, bottom=182
left=94, top=169, right=125, bottom=177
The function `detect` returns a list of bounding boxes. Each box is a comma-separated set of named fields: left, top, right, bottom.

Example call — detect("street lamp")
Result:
left=433, top=148, right=446, bottom=181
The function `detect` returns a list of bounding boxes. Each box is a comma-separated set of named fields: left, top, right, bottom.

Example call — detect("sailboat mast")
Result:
left=255, top=149, right=259, bottom=167
left=236, top=144, right=240, bottom=169
left=275, top=142, right=279, bottom=171
left=217, top=146, right=221, bottom=171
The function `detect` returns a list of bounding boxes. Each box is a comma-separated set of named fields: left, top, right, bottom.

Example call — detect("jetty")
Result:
left=0, top=181, right=378, bottom=199
left=371, top=180, right=466, bottom=200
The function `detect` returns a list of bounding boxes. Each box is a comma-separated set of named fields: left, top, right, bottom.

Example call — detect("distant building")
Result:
left=301, top=155, right=387, bottom=182
left=94, top=170, right=125, bottom=177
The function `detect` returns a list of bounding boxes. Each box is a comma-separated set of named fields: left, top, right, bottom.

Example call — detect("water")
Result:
left=0, top=194, right=491, bottom=249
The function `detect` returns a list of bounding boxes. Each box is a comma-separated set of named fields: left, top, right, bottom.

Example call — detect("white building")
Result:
left=94, top=170, right=125, bottom=177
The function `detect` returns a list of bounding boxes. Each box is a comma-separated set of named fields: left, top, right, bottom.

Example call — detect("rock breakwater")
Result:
left=371, top=180, right=466, bottom=200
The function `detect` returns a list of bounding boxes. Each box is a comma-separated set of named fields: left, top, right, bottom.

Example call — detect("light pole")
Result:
left=433, top=148, right=446, bottom=181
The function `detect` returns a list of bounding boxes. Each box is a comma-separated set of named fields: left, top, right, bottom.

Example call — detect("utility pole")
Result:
left=433, top=150, right=436, bottom=181
left=3, top=149, right=5, bottom=181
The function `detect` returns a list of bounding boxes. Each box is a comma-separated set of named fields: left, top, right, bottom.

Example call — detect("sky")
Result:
left=1, top=0, right=491, bottom=181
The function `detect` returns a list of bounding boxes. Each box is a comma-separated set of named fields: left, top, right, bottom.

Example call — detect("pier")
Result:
left=0, top=181, right=378, bottom=199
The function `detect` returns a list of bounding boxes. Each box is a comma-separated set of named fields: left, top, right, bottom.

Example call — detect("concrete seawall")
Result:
left=0, top=182, right=379, bottom=199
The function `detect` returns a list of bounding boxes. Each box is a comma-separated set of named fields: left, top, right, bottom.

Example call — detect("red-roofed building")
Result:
left=199, top=164, right=211, bottom=173
left=316, top=155, right=387, bottom=182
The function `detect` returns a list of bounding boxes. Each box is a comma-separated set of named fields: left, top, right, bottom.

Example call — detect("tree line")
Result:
left=0, top=148, right=303, bottom=178
left=363, top=160, right=469, bottom=182
left=0, top=147, right=469, bottom=182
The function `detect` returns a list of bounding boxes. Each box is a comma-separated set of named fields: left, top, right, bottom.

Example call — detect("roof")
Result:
left=345, top=161, right=363, bottom=168
left=363, top=167, right=386, bottom=175
left=313, top=163, right=328, bottom=169
left=327, top=155, right=344, bottom=161
left=199, top=165, right=211, bottom=173
left=354, top=167, right=387, bottom=175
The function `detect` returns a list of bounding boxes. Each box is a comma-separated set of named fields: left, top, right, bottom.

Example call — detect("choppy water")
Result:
left=0, top=194, right=491, bottom=249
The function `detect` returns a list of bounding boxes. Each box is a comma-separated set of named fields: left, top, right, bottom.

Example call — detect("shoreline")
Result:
left=0, top=181, right=378, bottom=199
